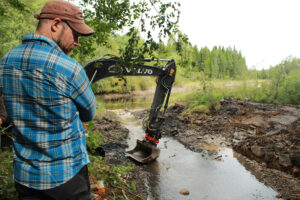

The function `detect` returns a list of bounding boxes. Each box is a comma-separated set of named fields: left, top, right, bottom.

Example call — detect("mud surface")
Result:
left=94, top=98, right=300, bottom=200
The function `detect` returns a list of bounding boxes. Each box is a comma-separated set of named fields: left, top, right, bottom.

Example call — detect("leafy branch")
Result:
left=71, top=0, right=188, bottom=69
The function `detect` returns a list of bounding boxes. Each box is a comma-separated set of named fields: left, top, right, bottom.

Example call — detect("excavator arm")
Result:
left=84, top=56, right=176, bottom=163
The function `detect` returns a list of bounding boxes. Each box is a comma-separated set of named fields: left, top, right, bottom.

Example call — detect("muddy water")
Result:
left=111, top=109, right=280, bottom=200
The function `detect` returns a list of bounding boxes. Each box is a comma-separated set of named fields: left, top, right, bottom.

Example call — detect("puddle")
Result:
left=113, top=109, right=281, bottom=200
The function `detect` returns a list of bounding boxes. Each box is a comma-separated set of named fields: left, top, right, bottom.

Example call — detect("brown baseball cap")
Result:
left=34, top=0, right=94, bottom=36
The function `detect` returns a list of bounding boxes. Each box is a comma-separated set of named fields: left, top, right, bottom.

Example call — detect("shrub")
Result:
left=278, top=71, right=300, bottom=104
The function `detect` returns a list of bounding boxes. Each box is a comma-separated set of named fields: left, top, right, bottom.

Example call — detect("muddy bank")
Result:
left=132, top=98, right=300, bottom=200
left=87, top=115, right=149, bottom=198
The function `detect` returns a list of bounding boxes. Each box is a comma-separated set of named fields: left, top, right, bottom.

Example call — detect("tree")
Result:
left=0, top=0, right=27, bottom=16
left=71, top=0, right=187, bottom=67
left=198, top=47, right=210, bottom=73
left=0, top=0, right=48, bottom=58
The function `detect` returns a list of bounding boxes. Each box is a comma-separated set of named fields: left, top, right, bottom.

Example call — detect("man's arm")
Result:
left=70, top=66, right=97, bottom=122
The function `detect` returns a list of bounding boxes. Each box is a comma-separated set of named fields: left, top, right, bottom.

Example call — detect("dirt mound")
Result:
left=221, top=99, right=300, bottom=176
left=87, top=116, right=129, bottom=162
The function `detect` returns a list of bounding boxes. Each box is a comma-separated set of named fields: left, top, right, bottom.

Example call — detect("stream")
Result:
left=100, top=96, right=281, bottom=200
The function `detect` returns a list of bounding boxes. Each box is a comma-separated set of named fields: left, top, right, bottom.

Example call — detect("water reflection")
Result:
left=98, top=96, right=153, bottom=110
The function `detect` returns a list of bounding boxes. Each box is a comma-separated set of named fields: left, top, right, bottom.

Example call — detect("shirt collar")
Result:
left=22, top=33, right=64, bottom=54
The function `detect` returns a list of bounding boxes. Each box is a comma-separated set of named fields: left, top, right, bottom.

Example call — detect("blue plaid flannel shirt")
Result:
left=0, top=34, right=97, bottom=190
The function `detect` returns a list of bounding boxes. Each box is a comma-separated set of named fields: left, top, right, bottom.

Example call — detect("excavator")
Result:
left=84, top=55, right=176, bottom=164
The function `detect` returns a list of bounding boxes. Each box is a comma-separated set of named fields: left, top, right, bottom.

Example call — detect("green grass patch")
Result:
left=0, top=149, right=17, bottom=199
left=88, top=156, right=144, bottom=199
left=181, top=80, right=276, bottom=115
left=91, top=76, right=156, bottom=94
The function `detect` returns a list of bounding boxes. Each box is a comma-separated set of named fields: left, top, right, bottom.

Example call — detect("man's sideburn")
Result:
left=56, top=23, right=69, bottom=54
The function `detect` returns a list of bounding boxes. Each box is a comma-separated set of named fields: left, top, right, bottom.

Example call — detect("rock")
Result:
left=269, top=115, right=298, bottom=126
left=225, top=105, right=238, bottom=115
left=251, top=145, right=265, bottom=157
left=266, top=129, right=281, bottom=136
left=180, top=188, right=190, bottom=195
left=279, top=154, right=292, bottom=168
left=233, top=131, right=252, bottom=140
left=276, top=193, right=282, bottom=198
left=264, top=151, right=274, bottom=161
left=262, top=162, right=267, bottom=168
left=242, top=116, right=269, bottom=128
left=214, top=155, right=223, bottom=161
left=292, top=167, right=300, bottom=176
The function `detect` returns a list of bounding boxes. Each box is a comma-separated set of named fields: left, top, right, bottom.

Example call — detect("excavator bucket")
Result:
left=126, top=140, right=160, bottom=164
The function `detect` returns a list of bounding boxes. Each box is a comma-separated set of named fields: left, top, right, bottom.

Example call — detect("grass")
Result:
left=0, top=149, right=16, bottom=199
left=172, top=79, right=273, bottom=115
left=91, top=76, right=156, bottom=94
left=88, top=156, right=144, bottom=200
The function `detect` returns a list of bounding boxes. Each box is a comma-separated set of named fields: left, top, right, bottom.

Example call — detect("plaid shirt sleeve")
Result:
left=69, top=64, right=97, bottom=122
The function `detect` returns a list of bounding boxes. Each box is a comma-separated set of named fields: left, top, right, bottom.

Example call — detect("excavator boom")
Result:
left=84, top=56, right=176, bottom=163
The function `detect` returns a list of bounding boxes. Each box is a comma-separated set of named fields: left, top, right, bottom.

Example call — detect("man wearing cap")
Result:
left=0, top=1, right=97, bottom=199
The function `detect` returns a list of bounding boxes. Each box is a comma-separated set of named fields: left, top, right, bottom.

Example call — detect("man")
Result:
left=0, top=1, right=97, bottom=199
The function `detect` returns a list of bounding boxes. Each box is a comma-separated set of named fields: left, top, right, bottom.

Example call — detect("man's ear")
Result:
left=50, top=18, right=63, bottom=33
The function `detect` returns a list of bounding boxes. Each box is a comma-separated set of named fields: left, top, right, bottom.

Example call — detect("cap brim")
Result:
left=68, top=21, right=94, bottom=36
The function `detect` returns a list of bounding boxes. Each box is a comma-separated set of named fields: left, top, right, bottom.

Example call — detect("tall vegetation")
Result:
left=185, top=56, right=300, bottom=115
left=0, top=0, right=48, bottom=58
left=262, top=57, right=300, bottom=104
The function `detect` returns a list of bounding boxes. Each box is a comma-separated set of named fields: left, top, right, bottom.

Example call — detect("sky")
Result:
left=178, top=0, right=300, bottom=70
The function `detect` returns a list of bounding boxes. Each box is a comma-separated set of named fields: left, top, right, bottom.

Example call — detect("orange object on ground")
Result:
left=96, top=183, right=106, bottom=195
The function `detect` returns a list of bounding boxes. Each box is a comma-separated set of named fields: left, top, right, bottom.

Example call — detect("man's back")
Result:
left=0, top=33, right=96, bottom=190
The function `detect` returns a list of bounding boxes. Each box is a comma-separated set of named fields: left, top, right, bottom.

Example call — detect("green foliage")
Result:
left=253, top=57, right=300, bottom=104
left=0, top=0, right=48, bottom=58
left=187, top=57, right=300, bottom=108
left=183, top=62, right=300, bottom=115
left=88, top=155, right=144, bottom=200
left=70, top=0, right=185, bottom=68
left=89, top=156, right=131, bottom=187
left=85, top=121, right=102, bottom=154
left=185, top=84, right=223, bottom=115
left=91, top=76, right=155, bottom=94
left=0, top=150, right=17, bottom=199
left=0, top=0, right=27, bottom=16
left=277, top=68, right=300, bottom=104
left=225, top=80, right=271, bottom=102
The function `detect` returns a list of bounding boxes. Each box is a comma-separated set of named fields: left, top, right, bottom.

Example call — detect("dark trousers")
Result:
left=15, top=165, right=91, bottom=200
